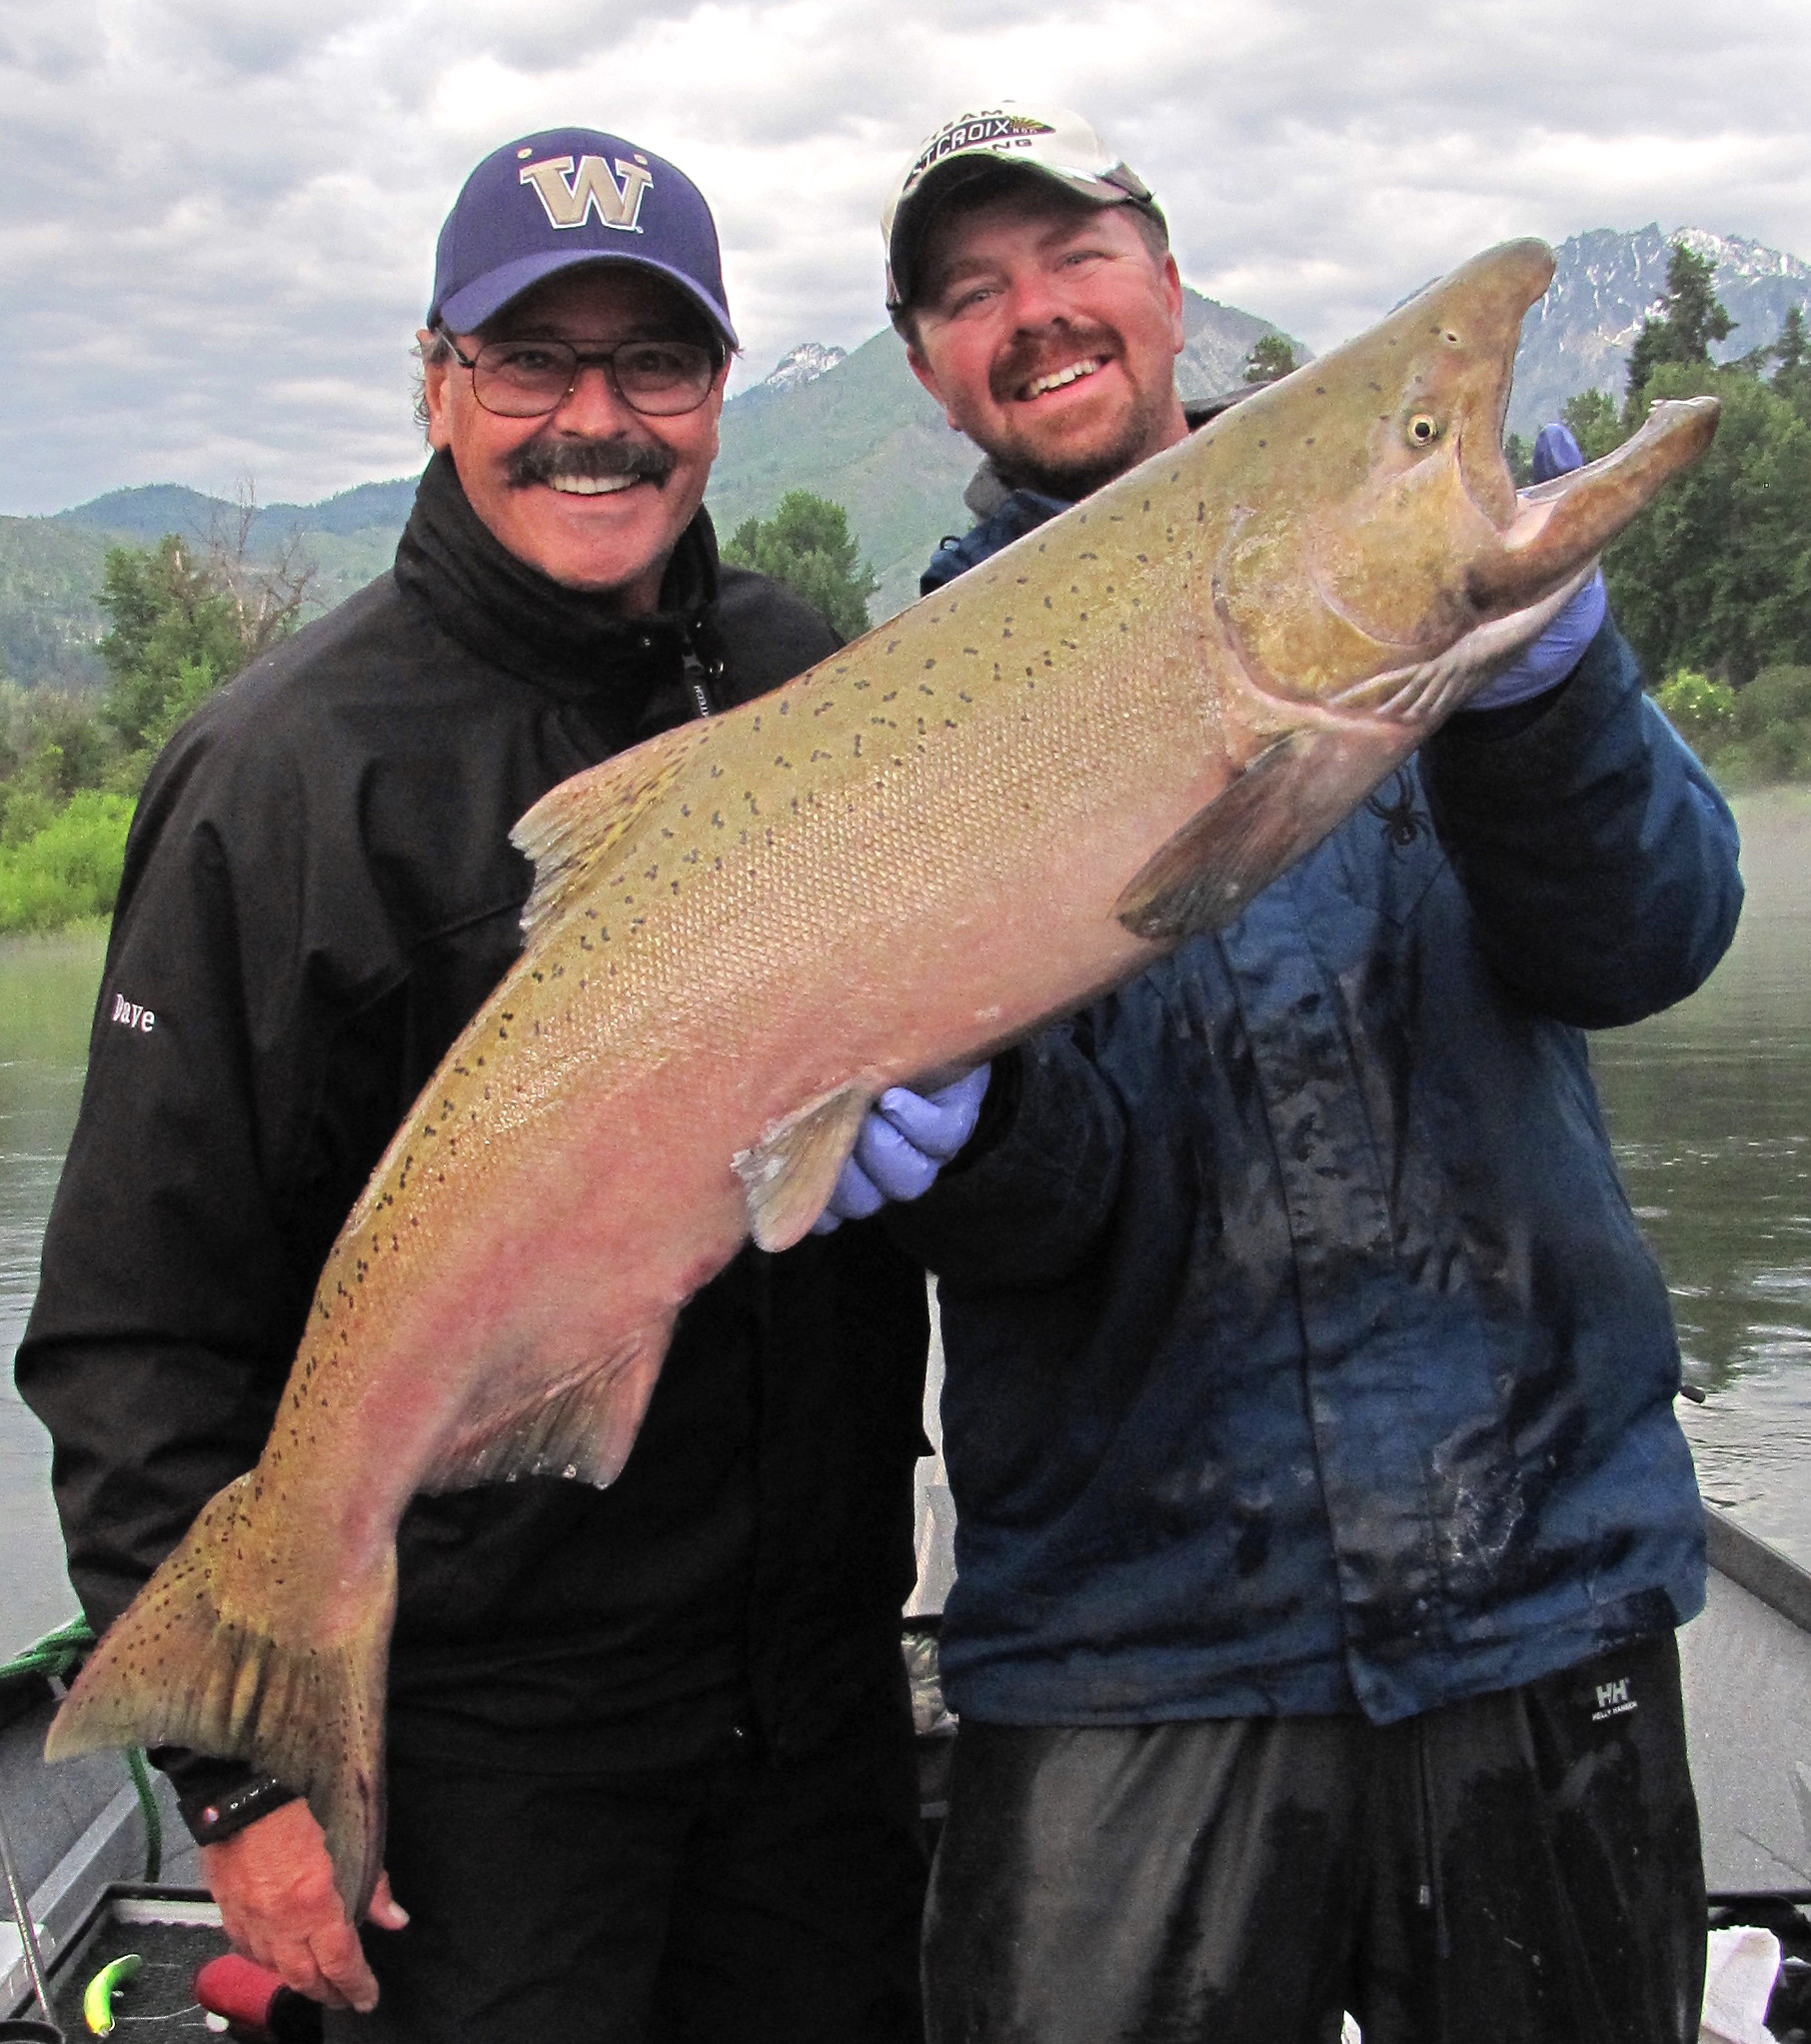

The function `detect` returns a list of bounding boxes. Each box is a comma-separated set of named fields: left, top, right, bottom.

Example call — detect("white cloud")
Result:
left=1, top=0, right=1809, bottom=511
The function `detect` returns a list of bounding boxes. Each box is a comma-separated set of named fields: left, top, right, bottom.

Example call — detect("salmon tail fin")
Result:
left=44, top=1474, right=396, bottom=1918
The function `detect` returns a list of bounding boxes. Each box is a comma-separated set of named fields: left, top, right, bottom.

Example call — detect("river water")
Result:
left=1590, top=788, right=1811, bottom=1564
left=2, top=792, right=1808, bottom=1659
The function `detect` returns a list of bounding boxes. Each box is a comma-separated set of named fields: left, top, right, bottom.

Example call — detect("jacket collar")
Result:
left=393, top=448, right=722, bottom=700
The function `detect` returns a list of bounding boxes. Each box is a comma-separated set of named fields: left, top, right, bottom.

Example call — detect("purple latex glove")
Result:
left=1466, top=422, right=1605, bottom=713
left=811, top=1066, right=991, bottom=1232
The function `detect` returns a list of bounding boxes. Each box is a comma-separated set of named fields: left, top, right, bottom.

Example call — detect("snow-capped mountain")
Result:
left=758, top=342, right=849, bottom=395
left=1508, top=225, right=1811, bottom=435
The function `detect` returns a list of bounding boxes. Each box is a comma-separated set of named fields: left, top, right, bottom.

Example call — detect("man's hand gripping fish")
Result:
left=46, top=238, right=1719, bottom=1916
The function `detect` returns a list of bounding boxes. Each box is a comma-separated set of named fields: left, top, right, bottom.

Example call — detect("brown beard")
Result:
left=983, top=325, right=1174, bottom=502
left=994, top=390, right=1178, bottom=503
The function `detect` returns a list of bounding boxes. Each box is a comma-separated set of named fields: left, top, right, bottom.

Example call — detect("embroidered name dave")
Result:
left=110, top=994, right=156, bottom=1034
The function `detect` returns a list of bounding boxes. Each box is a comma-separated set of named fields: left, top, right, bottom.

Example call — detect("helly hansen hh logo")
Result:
left=110, top=993, right=155, bottom=1033
left=519, top=155, right=654, bottom=233
left=1591, top=1675, right=1636, bottom=1722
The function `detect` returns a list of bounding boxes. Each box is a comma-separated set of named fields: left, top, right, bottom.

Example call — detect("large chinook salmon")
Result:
left=47, top=238, right=1718, bottom=1914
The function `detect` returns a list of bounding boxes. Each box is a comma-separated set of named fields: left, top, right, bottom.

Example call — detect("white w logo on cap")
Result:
left=519, top=155, right=654, bottom=232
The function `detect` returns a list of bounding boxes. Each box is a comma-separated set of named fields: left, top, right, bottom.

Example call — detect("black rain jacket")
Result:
left=17, top=451, right=929, bottom=1798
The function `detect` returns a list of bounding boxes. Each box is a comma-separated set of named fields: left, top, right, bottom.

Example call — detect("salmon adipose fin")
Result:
left=423, top=1325, right=675, bottom=1491
left=735, top=1083, right=875, bottom=1250
left=1115, top=727, right=1391, bottom=942
left=45, top=1473, right=395, bottom=1917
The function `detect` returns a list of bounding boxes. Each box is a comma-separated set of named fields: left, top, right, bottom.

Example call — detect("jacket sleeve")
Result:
left=881, top=1019, right=1129, bottom=1288
left=1419, top=617, right=1743, bottom=1028
left=14, top=751, right=323, bottom=1640
left=12, top=707, right=396, bottom=1829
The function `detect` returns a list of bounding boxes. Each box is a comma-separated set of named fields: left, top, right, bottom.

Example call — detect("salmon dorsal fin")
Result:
left=734, top=1083, right=874, bottom=1252
left=511, top=725, right=699, bottom=943
left=1114, top=725, right=1401, bottom=942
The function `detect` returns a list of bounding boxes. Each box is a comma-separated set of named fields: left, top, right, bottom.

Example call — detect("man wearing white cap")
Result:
left=20, top=126, right=929, bottom=2042
left=851, top=100, right=1737, bottom=2044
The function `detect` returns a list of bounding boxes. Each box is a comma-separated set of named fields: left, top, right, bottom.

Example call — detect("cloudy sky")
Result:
left=3, top=0, right=1809, bottom=515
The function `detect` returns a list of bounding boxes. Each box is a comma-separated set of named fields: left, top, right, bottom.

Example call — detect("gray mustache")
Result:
left=506, top=438, right=677, bottom=489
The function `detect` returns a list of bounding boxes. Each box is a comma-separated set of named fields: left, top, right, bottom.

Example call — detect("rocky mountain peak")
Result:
left=1507, top=224, right=1811, bottom=434
left=760, top=342, right=849, bottom=394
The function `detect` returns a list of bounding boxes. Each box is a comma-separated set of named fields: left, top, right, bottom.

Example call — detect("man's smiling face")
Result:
left=905, top=183, right=1188, bottom=501
left=420, top=265, right=729, bottom=609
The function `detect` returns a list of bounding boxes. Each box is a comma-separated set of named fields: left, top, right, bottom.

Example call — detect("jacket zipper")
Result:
left=681, top=643, right=724, bottom=721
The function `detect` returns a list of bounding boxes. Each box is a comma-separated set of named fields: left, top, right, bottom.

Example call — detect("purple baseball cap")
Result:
left=429, top=127, right=738, bottom=349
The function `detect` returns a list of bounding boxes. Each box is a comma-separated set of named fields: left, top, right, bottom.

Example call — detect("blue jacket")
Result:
left=889, top=488, right=1743, bottom=1728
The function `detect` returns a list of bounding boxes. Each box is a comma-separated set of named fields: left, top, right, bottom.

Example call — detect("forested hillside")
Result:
left=0, top=482, right=416, bottom=690
left=6, top=224, right=1810, bottom=942
left=10, top=222, right=1810, bottom=674
left=0, top=520, right=112, bottom=686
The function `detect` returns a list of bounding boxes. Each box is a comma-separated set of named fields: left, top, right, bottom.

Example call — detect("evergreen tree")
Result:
left=1242, top=334, right=1298, bottom=385
left=97, top=538, right=249, bottom=754
left=1625, top=241, right=1735, bottom=408
left=1503, top=434, right=1533, bottom=488
left=723, top=492, right=879, bottom=640
left=1562, top=389, right=1625, bottom=464
left=1771, top=305, right=1811, bottom=416
left=1606, top=359, right=1811, bottom=686
left=96, top=523, right=310, bottom=776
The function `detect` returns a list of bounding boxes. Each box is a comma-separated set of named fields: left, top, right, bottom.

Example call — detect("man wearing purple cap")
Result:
left=18, top=129, right=928, bottom=2041
left=830, top=102, right=1739, bottom=2044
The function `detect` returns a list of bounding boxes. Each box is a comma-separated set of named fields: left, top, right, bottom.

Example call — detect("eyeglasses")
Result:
left=439, top=332, right=721, bottom=419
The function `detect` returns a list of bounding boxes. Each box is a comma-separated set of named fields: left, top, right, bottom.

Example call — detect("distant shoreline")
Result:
left=4, top=781, right=1805, bottom=946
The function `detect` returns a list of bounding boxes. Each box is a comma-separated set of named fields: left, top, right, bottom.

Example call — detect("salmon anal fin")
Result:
left=422, top=1324, right=675, bottom=1492
left=511, top=726, right=700, bottom=942
left=1114, top=727, right=1395, bottom=942
left=735, top=1083, right=873, bottom=1252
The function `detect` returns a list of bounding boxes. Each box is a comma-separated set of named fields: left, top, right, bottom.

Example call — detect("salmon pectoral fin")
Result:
left=735, top=1083, right=875, bottom=1252
left=1114, top=725, right=1393, bottom=942
left=46, top=1473, right=395, bottom=1921
left=511, top=726, right=697, bottom=942
left=422, top=1320, right=677, bottom=1493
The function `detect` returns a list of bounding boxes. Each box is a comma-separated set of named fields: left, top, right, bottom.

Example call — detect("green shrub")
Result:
left=1654, top=669, right=1735, bottom=750
left=1709, top=664, right=1811, bottom=789
left=0, top=525, right=308, bottom=932
left=0, top=790, right=134, bottom=934
left=1732, top=664, right=1811, bottom=736
left=1713, top=727, right=1811, bottom=790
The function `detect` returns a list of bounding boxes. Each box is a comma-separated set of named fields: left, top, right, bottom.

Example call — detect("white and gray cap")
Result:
left=882, top=101, right=1162, bottom=310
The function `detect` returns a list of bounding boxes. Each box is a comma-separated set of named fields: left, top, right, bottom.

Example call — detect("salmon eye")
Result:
left=1407, top=414, right=1441, bottom=447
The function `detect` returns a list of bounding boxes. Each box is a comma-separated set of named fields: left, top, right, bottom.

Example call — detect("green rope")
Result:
left=0, top=1613, right=94, bottom=1688
left=123, top=1744, right=163, bottom=1882
left=2, top=1615, right=162, bottom=1883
